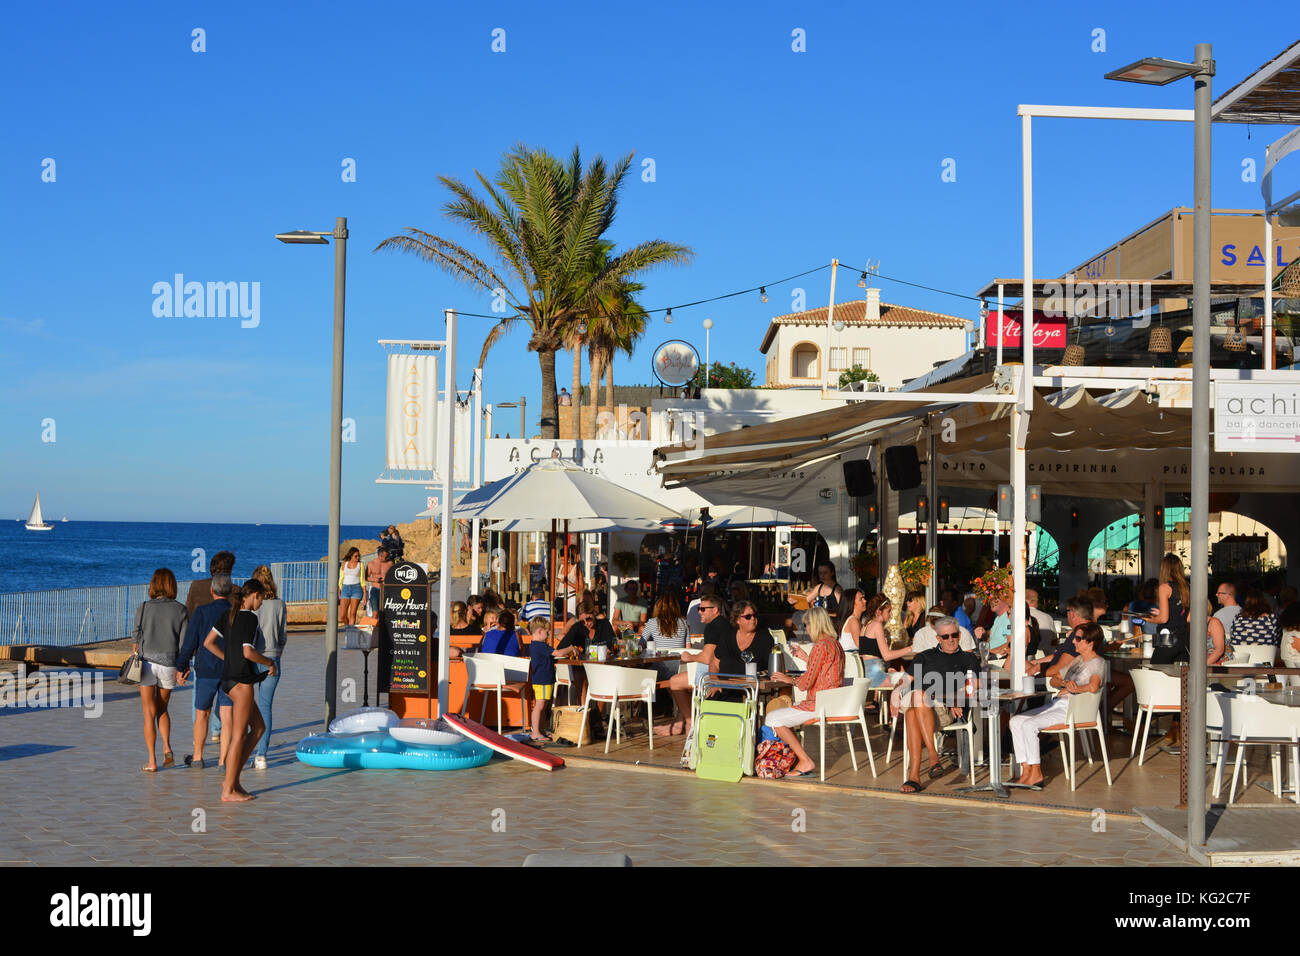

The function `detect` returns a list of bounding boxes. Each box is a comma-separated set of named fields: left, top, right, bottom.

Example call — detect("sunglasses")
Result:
left=938, top=632, right=960, bottom=640
left=738, top=613, right=755, bottom=620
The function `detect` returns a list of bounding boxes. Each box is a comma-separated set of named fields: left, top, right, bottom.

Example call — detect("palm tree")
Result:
left=375, top=143, right=692, bottom=438
left=587, top=278, right=647, bottom=423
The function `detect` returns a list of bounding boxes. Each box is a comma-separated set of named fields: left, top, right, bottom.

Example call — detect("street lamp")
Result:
left=702, top=318, right=713, bottom=387
left=277, top=216, right=348, bottom=726
left=1108, top=43, right=1214, bottom=848
left=495, top=398, right=526, bottom=439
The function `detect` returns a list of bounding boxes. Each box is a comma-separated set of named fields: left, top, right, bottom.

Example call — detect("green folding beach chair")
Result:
left=691, top=674, right=758, bottom=782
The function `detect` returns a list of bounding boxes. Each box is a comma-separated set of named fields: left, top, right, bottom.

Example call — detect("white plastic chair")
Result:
left=554, top=662, right=573, bottom=705
left=808, top=681, right=877, bottom=780
left=1207, top=689, right=1230, bottom=798
left=1130, top=667, right=1181, bottom=765
left=938, top=707, right=977, bottom=786
left=1040, top=691, right=1112, bottom=791
left=842, top=652, right=865, bottom=684
left=462, top=654, right=528, bottom=732
left=1222, top=695, right=1300, bottom=804
left=582, top=663, right=658, bottom=753
left=1226, top=644, right=1280, bottom=666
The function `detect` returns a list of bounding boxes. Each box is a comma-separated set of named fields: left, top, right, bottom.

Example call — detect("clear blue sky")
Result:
left=0, top=1, right=1281, bottom=523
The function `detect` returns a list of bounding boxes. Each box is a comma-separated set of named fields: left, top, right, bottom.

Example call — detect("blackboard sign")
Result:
left=382, top=562, right=432, bottom=696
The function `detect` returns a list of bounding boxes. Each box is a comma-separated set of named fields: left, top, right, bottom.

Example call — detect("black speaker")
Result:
left=842, top=459, right=875, bottom=498
left=884, top=445, right=922, bottom=491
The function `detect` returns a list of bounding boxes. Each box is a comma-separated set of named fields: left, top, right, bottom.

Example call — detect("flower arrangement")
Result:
left=851, top=548, right=879, bottom=583
left=898, top=555, right=933, bottom=591
left=972, top=566, right=1013, bottom=604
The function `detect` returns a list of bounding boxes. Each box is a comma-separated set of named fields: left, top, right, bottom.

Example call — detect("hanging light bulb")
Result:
left=665, top=307, right=672, bottom=324
left=759, top=286, right=768, bottom=303
left=858, top=272, right=868, bottom=288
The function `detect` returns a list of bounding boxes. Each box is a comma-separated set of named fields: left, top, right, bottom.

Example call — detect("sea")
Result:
left=0, top=521, right=381, bottom=595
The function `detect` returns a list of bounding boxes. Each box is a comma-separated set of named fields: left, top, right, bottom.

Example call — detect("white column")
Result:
left=1265, top=215, right=1275, bottom=371
left=1010, top=381, right=1028, bottom=688
left=470, top=368, right=482, bottom=593
left=436, top=312, right=457, bottom=717
left=878, top=444, right=900, bottom=569
left=822, top=259, right=838, bottom=397
left=996, top=284, right=1005, bottom=367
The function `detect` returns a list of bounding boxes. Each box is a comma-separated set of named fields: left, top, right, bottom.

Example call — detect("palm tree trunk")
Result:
left=538, top=348, right=559, bottom=439
left=588, top=347, right=603, bottom=435
left=571, top=342, right=582, bottom=439
left=605, top=352, right=614, bottom=413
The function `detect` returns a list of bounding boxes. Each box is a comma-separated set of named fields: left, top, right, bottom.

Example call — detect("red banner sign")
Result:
left=984, top=310, right=1067, bottom=348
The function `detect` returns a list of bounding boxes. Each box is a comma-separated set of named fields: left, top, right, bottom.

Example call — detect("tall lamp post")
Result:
left=702, top=318, right=713, bottom=387
left=1107, top=44, right=1214, bottom=848
left=276, top=217, right=348, bottom=726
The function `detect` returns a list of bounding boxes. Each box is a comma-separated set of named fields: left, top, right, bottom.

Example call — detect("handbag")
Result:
left=119, top=652, right=143, bottom=685
left=550, top=705, right=590, bottom=746
left=120, top=602, right=145, bottom=684
left=755, top=739, right=798, bottom=779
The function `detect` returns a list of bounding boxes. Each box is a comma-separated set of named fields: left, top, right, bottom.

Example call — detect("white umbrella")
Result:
left=704, top=505, right=802, bottom=529
left=484, top=517, right=670, bottom=533
left=452, top=459, right=682, bottom=523
left=452, top=459, right=684, bottom=621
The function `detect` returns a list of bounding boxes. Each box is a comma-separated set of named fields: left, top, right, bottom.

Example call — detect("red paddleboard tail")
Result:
left=444, top=714, right=565, bottom=771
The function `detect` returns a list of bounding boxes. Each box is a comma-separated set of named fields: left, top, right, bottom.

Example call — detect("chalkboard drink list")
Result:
left=382, top=562, right=432, bottom=697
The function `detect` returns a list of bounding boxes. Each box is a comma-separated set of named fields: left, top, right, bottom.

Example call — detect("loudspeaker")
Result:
left=884, top=445, right=922, bottom=491
left=842, top=459, right=875, bottom=498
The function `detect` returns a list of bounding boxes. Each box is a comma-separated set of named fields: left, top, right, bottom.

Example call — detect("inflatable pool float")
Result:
left=390, top=718, right=465, bottom=748
left=328, top=706, right=399, bottom=734
left=296, top=727, right=492, bottom=771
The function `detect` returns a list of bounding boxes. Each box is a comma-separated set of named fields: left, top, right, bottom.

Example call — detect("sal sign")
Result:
left=1215, top=383, right=1300, bottom=453
left=984, top=310, right=1067, bottom=349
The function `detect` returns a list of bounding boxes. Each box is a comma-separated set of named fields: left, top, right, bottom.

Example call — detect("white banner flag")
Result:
left=385, top=354, right=438, bottom=471
left=436, top=398, right=473, bottom=484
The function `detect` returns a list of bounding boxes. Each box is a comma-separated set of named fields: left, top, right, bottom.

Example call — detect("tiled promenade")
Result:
left=0, top=634, right=1193, bottom=866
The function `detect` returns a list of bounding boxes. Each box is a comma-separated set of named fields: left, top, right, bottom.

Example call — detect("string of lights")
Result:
left=446, top=258, right=987, bottom=323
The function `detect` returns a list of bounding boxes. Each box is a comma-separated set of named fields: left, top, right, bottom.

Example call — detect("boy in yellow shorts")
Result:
left=526, top=617, right=558, bottom=741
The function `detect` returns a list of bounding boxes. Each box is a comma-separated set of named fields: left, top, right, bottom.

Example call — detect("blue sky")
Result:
left=0, top=1, right=1284, bottom=523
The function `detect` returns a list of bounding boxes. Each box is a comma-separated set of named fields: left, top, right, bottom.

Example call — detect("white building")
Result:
left=759, top=288, right=972, bottom=389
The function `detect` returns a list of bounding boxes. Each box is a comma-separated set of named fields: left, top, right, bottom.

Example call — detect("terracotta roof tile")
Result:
left=760, top=299, right=969, bottom=352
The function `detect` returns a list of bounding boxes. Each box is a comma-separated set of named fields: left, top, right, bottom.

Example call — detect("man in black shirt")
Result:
left=898, top=616, right=980, bottom=792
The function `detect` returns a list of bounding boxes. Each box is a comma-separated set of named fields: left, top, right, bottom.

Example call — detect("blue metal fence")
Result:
left=0, top=562, right=331, bottom=647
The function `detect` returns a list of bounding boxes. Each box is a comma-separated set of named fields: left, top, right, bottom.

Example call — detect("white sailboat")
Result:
left=26, top=493, right=53, bottom=531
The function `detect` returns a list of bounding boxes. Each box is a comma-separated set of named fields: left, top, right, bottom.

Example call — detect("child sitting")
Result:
left=526, top=618, right=558, bottom=741
left=479, top=610, right=520, bottom=656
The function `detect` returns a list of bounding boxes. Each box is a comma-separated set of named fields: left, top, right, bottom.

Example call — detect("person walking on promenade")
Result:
left=186, top=550, right=235, bottom=616
left=339, top=547, right=364, bottom=626
left=184, top=550, right=234, bottom=740
left=250, top=565, right=286, bottom=770
left=204, top=580, right=275, bottom=802
left=133, top=568, right=188, bottom=772
left=380, top=525, right=405, bottom=562
left=177, top=574, right=235, bottom=769
left=365, top=547, right=392, bottom=618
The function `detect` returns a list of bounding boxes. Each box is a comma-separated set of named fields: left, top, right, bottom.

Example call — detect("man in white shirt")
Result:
left=1025, top=588, right=1057, bottom=653
left=1214, top=582, right=1241, bottom=636
left=912, top=606, right=976, bottom=653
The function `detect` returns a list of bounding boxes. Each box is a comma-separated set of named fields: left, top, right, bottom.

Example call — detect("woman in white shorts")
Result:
left=133, top=568, right=189, bottom=772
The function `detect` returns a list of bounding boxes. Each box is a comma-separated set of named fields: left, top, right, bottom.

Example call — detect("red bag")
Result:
left=755, top=739, right=798, bottom=779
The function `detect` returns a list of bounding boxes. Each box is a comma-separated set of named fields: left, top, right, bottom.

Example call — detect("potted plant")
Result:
left=851, top=547, right=879, bottom=586
left=899, top=555, right=933, bottom=592
left=972, top=566, right=1013, bottom=605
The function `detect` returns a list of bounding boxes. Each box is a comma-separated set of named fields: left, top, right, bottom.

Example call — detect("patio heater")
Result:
left=1107, top=45, right=1214, bottom=848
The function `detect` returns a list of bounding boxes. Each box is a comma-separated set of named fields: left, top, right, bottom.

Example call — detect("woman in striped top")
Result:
left=646, top=594, right=690, bottom=715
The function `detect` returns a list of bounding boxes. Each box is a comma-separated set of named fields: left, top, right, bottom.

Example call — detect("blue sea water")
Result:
left=0, top=521, right=381, bottom=594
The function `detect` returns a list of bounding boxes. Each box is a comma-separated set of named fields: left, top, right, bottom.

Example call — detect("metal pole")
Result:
left=822, top=259, right=838, bottom=397
left=519, top=396, right=526, bottom=439
left=996, top=284, right=1005, bottom=367
left=436, top=309, right=457, bottom=717
left=324, top=216, right=347, bottom=726
left=470, top=368, right=482, bottom=594
left=925, top=427, right=938, bottom=607
left=1010, top=112, right=1034, bottom=687
left=1188, top=42, right=1214, bottom=848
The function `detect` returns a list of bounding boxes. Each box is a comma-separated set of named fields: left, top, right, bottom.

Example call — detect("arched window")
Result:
left=791, top=342, right=820, bottom=379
